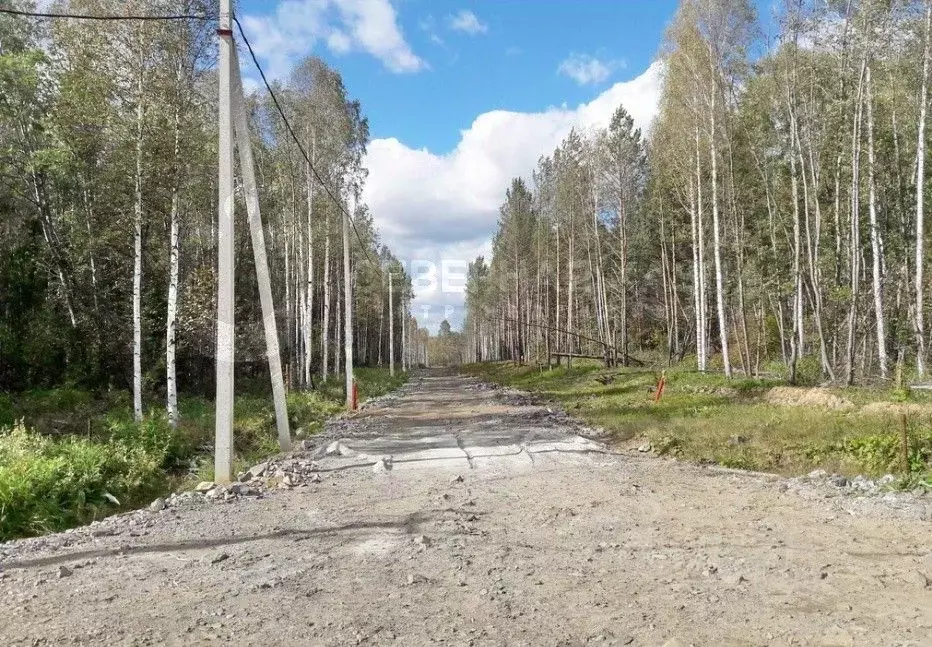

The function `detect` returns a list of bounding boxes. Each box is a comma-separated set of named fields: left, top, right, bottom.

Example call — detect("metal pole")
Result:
left=214, top=0, right=234, bottom=483
left=388, top=272, right=395, bottom=377
left=343, top=193, right=355, bottom=409
left=231, top=50, right=291, bottom=452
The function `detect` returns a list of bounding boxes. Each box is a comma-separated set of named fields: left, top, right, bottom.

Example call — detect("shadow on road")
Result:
left=1, top=512, right=430, bottom=571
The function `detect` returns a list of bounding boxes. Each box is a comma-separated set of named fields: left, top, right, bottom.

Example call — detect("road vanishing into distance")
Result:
left=1, top=370, right=931, bottom=646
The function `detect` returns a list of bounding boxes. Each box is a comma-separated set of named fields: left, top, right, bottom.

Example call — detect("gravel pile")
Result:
left=782, top=468, right=932, bottom=521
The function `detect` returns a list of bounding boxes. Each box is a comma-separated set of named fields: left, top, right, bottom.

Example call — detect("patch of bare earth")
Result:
left=762, top=386, right=855, bottom=410
left=0, top=370, right=930, bottom=646
left=860, top=401, right=932, bottom=418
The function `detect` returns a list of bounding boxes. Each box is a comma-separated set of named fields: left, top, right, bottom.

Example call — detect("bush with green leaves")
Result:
left=0, top=368, right=409, bottom=540
left=0, top=418, right=183, bottom=540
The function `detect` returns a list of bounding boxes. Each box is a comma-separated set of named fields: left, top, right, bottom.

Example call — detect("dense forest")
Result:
left=463, top=0, right=932, bottom=385
left=0, top=1, right=424, bottom=415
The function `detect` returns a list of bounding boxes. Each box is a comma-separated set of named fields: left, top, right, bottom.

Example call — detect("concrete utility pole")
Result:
left=231, top=49, right=291, bottom=452
left=214, top=0, right=234, bottom=483
left=214, top=1, right=293, bottom=480
left=343, top=193, right=355, bottom=409
left=388, top=272, right=395, bottom=377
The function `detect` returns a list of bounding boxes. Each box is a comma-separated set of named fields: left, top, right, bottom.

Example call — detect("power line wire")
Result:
left=232, top=15, right=377, bottom=267
left=0, top=7, right=213, bottom=21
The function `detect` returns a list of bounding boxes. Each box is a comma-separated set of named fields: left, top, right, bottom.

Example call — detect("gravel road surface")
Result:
left=1, top=370, right=930, bottom=646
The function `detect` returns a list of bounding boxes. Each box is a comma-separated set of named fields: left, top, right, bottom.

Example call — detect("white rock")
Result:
left=205, top=486, right=226, bottom=500
left=850, top=475, right=874, bottom=491
left=229, top=483, right=255, bottom=496
left=149, top=498, right=166, bottom=512
left=247, top=462, right=268, bottom=478
left=195, top=481, right=215, bottom=493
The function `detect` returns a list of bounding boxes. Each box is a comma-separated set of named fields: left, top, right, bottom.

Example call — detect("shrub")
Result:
left=0, top=415, right=192, bottom=540
left=0, top=368, right=408, bottom=539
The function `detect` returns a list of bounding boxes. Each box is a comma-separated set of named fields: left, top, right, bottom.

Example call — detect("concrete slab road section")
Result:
left=312, top=371, right=617, bottom=474
left=1, top=369, right=930, bottom=646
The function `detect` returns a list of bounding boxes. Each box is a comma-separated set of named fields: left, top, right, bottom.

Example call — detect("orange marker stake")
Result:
left=654, top=373, right=666, bottom=403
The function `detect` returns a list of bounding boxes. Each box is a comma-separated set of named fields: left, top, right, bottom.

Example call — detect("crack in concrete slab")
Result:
left=455, top=433, right=476, bottom=469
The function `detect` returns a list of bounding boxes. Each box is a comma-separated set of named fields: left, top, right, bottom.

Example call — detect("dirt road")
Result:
left=1, top=370, right=931, bottom=646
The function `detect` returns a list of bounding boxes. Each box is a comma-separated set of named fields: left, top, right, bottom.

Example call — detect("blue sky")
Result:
left=240, top=0, right=678, bottom=152
left=236, top=0, right=766, bottom=331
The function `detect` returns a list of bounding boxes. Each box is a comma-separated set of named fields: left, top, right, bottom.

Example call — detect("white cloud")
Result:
left=241, top=0, right=425, bottom=79
left=448, top=9, right=488, bottom=35
left=363, top=62, right=664, bottom=329
left=557, top=53, right=625, bottom=86
left=418, top=15, right=445, bottom=47
left=326, top=29, right=352, bottom=53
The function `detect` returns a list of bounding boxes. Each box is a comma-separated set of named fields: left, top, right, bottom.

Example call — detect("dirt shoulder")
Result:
left=1, top=370, right=930, bottom=646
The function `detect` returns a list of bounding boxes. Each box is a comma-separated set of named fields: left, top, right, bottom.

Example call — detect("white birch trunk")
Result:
left=343, top=194, right=354, bottom=409
left=866, top=65, right=888, bottom=378
left=389, top=272, right=395, bottom=376
left=132, top=71, right=145, bottom=423
left=303, top=131, right=315, bottom=387
left=846, top=58, right=867, bottom=385
left=695, top=124, right=708, bottom=371
left=916, top=2, right=931, bottom=377
left=689, top=175, right=702, bottom=371
left=321, top=211, right=331, bottom=381
left=166, top=104, right=181, bottom=428
left=566, top=227, right=575, bottom=366
left=83, top=189, right=100, bottom=317
left=284, top=201, right=292, bottom=389
left=789, top=150, right=802, bottom=383
left=401, top=296, right=407, bottom=371
left=709, top=89, right=731, bottom=378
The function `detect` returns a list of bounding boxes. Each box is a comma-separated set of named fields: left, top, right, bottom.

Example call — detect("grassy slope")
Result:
left=0, top=367, right=407, bottom=540
left=463, top=362, right=932, bottom=484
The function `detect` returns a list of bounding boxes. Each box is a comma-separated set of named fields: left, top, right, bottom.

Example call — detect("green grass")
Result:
left=0, top=368, right=408, bottom=540
left=463, top=361, right=932, bottom=484
left=0, top=416, right=183, bottom=540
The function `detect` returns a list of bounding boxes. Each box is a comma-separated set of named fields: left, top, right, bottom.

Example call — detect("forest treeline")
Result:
left=464, top=0, right=932, bottom=385
left=0, top=1, right=430, bottom=418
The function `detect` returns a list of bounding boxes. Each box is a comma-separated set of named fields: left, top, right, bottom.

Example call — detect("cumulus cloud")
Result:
left=557, top=53, right=625, bottom=86
left=241, top=0, right=425, bottom=79
left=363, top=63, right=664, bottom=330
left=448, top=9, right=488, bottom=35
